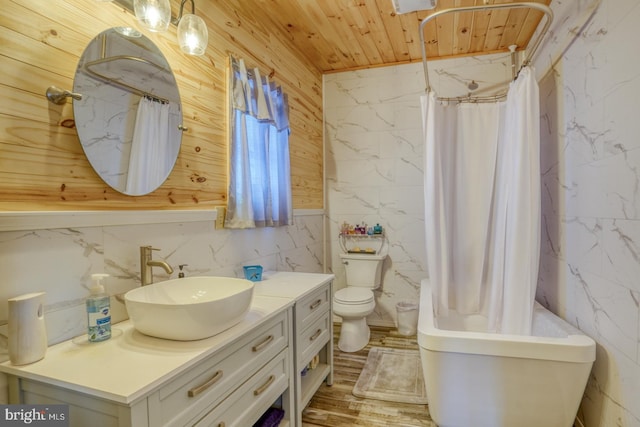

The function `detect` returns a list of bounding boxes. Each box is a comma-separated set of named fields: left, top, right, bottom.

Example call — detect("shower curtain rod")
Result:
left=84, top=33, right=171, bottom=104
left=419, top=2, right=553, bottom=102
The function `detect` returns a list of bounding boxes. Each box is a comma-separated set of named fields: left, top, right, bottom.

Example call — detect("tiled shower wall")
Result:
left=534, top=0, right=640, bottom=425
left=324, top=54, right=512, bottom=325
left=325, top=0, right=640, bottom=424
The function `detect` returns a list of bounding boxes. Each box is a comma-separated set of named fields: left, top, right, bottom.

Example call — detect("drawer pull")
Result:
left=253, top=374, right=275, bottom=396
left=309, top=299, right=322, bottom=310
left=309, top=328, right=322, bottom=342
left=218, top=423, right=225, bottom=427
left=188, top=370, right=223, bottom=397
left=252, top=334, right=274, bottom=352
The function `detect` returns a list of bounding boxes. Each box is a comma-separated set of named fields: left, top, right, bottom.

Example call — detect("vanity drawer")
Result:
left=295, top=284, right=330, bottom=331
left=298, top=311, right=331, bottom=366
left=152, top=311, right=289, bottom=427
left=193, top=348, right=290, bottom=427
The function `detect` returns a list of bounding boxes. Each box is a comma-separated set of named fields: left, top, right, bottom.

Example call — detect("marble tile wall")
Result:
left=534, top=0, right=640, bottom=425
left=326, top=0, right=640, bottom=424
left=0, top=211, right=323, bottom=403
left=324, top=53, right=512, bottom=326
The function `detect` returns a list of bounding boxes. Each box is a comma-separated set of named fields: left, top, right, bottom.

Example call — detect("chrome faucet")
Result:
left=140, top=246, right=174, bottom=286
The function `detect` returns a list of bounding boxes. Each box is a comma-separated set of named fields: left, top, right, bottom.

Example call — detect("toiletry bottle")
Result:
left=87, top=273, right=111, bottom=342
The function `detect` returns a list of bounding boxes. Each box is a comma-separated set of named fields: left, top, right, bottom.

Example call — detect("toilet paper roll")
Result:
left=8, top=292, right=47, bottom=365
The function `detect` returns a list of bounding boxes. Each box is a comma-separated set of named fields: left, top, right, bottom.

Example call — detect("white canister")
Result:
left=8, top=292, right=47, bottom=365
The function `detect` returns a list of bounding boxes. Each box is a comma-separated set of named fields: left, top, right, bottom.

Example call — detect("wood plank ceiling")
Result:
left=233, top=0, right=552, bottom=73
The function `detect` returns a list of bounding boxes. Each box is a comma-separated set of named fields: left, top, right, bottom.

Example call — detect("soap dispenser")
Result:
left=86, top=273, right=111, bottom=342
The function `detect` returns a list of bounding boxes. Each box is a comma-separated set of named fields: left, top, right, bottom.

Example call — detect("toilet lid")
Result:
left=334, top=288, right=374, bottom=304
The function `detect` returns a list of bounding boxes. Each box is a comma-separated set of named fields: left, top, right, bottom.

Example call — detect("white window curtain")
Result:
left=226, top=57, right=293, bottom=228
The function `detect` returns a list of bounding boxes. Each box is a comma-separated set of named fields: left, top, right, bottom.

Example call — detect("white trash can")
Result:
left=396, top=300, right=419, bottom=336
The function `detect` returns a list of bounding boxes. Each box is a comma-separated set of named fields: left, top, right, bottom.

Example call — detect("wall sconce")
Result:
left=113, top=0, right=208, bottom=56
left=133, top=0, right=171, bottom=32
left=174, top=0, right=208, bottom=56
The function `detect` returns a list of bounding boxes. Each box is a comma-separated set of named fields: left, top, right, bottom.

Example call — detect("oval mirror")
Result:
left=73, top=27, right=182, bottom=196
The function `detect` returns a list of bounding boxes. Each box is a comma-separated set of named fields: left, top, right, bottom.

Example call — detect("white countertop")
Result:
left=254, top=271, right=334, bottom=300
left=0, top=295, right=293, bottom=405
left=0, top=271, right=335, bottom=407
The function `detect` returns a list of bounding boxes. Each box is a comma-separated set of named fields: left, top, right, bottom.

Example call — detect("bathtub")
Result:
left=418, top=279, right=595, bottom=427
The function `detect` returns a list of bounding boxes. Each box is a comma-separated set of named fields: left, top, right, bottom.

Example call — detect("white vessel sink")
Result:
left=124, top=276, right=254, bottom=340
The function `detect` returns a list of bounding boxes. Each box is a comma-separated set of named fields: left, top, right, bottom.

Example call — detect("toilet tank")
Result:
left=339, top=253, right=386, bottom=289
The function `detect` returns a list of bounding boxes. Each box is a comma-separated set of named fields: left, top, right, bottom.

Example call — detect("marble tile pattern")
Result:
left=534, top=0, right=640, bottom=425
left=324, top=53, right=512, bottom=326
left=2, top=2, right=638, bottom=424
left=0, top=211, right=323, bottom=403
left=326, top=0, right=640, bottom=424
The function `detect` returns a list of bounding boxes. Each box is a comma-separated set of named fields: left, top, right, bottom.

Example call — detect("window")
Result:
left=225, top=57, right=293, bottom=228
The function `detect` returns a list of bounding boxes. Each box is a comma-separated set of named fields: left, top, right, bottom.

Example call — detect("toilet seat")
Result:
left=334, top=287, right=374, bottom=305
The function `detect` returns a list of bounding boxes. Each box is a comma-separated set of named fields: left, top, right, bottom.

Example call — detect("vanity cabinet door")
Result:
left=293, top=280, right=333, bottom=427
left=295, top=286, right=330, bottom=333
left=148, top=311, right=289, bottom=427
left=297, top=311, right=331, bottom=366
left=11, top=377, right=148, bottom=427
left=193, top=348, right=290, bottom=427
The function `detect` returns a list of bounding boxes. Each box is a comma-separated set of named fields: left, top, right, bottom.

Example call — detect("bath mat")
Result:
left=352, top=347, right=428, bottom=404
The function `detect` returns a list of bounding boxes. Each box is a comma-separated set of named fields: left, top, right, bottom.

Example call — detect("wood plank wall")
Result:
left=0, top=0, right=323, bottom=211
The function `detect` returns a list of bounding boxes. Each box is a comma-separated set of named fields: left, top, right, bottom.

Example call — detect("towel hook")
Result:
left=45, top=86, right=83, bottom=105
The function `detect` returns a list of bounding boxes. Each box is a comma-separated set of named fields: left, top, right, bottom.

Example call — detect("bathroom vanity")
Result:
left=254, top=272, right=334, bottom=427
left=0, top=272, right=334, bottom=427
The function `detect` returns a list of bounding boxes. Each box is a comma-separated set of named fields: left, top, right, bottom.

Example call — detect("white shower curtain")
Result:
left=422, top=67, right=540, bottom=335
left=126, top=96, right=173, bottom=195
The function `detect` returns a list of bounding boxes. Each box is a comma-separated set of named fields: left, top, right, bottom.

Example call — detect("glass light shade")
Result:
left=177, top=14, right=208, bottom=56
left=114, top=27, right=142, bottom=38
left=133, top=0, right=171, bottom=32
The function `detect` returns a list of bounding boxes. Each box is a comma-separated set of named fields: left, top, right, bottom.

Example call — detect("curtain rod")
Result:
left=84, top=33, right=171, bottom=103
left=419, top=2, right=554, bottom=97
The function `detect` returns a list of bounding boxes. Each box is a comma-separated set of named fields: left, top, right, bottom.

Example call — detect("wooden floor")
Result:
left=301, top=324, right=436, bottom=427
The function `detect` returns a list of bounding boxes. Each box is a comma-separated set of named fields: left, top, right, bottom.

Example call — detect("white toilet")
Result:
left=334, top=252, right=386, bottom=352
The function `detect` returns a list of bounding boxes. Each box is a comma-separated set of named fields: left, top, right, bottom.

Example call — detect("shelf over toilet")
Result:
left=339, top=232, right=387, bottom=255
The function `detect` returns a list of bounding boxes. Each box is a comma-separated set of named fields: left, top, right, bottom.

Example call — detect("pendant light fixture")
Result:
left=112, top=0, right=209, bottom=56
left=174, top=0, right=208, bottom=56
left=133, top=0, right=171, bottom=32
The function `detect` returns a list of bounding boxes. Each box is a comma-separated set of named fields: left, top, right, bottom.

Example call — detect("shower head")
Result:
left=467, top=80, right=479, bottom=91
